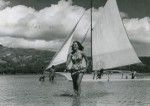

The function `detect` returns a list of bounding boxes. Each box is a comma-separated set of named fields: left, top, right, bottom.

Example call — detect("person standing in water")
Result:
left=97, top=68, right=104, bottom=79
left=39, top=67, right=45, bottom=82
left=131, top=70, right=136, bottom=79
left=49, top=65, right=56, bottom=82
left=66, top=41, right=89, bottom=96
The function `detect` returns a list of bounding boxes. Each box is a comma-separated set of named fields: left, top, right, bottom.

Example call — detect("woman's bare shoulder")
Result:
left=79, top=50, right=85, bottom=55
left=79, top=50, right=87, bottom=57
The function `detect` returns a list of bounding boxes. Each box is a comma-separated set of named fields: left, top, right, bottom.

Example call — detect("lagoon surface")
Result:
left=0, top=74, right=150, bottom=106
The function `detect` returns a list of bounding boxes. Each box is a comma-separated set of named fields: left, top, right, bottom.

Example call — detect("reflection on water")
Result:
left=0, top=74, right=150, bottom=106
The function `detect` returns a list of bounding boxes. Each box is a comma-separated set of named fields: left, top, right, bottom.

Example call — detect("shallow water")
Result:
left=0, top=74, right=150, bottom=106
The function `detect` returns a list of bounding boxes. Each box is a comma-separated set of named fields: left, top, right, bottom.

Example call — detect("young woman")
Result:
left=66, top=41, right=89, bottom=96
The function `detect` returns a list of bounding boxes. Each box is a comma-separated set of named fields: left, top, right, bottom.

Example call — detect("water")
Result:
left=0, top=74, right=150, bottom=106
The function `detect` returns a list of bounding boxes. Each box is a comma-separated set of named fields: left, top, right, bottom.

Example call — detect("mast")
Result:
left=90, top=0, right=93, bottom=71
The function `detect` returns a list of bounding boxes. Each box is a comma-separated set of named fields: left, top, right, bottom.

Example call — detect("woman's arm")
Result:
left=82, top=52, right=89, bottom=70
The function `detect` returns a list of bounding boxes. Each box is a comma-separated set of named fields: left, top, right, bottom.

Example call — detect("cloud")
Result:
left=0, top=0, right=10, bottom=9
left=0, top=0, right=101, bottom=52
left=0, top=0, right=103, bottom=40
left=124, top=17, right=150, bottom=32
left=0, top=37, right=63, bottom=51
left=123, top=17, right=150, bottom=56
left=123, top=17, right=150, bottom=43
left=0, top=0, right=150, bottom=57
left=0, top=0, right=87, bottom=40
left=120, top=12, right=128, bottom=18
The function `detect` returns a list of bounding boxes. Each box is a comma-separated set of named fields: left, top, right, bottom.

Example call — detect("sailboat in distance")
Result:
left=46, top=0, right=141, bottom=80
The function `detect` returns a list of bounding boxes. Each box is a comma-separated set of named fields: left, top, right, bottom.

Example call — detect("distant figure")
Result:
left=131, top=71, right=136, bottom=79
left=97, top=68, right=104, bottom=79
left=39, top=75, right=45, bottom=81
left=39, top=71, right=45, bottom=82
left=121, top=72, right=124, bottom=79
left=93, top=70, right=97, bottom=80
left=126, top=75, right=128, bottom=79
left=49, top=65, right=56, bottom=82
left=66, top=41, right=89, bottom=96
left=107, top=71, right=112, bottom=82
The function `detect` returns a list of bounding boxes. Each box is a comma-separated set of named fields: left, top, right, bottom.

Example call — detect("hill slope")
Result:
left=0, top=45, right=55, bottom=74
left=0, top=45, right=150, bottom=74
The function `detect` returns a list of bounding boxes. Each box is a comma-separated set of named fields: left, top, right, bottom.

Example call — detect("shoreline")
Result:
left=56, top=72, right=150, bottom=82
left=0, top=71, right=150, bottom=75
left=1, top=72, right=150, bottom=82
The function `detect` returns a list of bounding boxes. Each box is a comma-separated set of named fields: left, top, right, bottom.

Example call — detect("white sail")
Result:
left=46, top=12, right=85, bottom=70
left=46, top=34, right=73, bottom=70
left=92, top=0, right=141, bottom=70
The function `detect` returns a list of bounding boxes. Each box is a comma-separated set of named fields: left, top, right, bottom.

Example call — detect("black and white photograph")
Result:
left=0, top=0, right=150, bottom=105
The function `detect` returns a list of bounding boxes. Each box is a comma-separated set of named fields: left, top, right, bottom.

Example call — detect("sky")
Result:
left=0, top=0, right=150, bottom=56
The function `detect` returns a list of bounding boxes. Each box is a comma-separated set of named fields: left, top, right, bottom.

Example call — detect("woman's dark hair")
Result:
left=71, top=41, right=84, bottom=52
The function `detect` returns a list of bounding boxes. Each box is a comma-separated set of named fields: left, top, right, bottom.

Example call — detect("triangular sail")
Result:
left=46, top=12, right=85, bottom=70
left=92, top=0, right=141, bottom=70
left=81, top=26, right=90, bottom=44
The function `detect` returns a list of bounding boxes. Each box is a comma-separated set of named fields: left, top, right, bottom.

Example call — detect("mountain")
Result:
left=0, top=45, right=55, bottom=74
left=111, top=57, right=150, bottom=73
left=0, top=45, right=150, bottom=74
